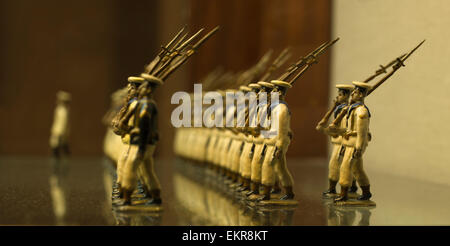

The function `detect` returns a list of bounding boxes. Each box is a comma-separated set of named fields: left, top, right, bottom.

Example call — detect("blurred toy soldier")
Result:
left=316, top=84, right=358, bottom=196
left=245, top=82, right=272, bottom=198
left=119, top=76, right=164, bottom=206
left=329, top=82, right=372, bottom=202
left=111, top=77, right=144, bottom=198
left=259, top=80, right=295, bottom=201
left=50, top=91, right=71, bottom=158
left=235, top=85, right=255, bottom=191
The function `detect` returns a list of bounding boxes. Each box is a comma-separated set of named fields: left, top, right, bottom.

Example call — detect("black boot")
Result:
left=146, top=189, right=162, bottom=205
left=257, top=184, right=271, bottom=201
left=115, top=188, right=132, bottom=206
left=246, top=182, right=259, bottom=196
left=334, top=186, right=349, bottom=202
left=271, top=181, right=282, bottom=194
left=236, top=176, right=244, bottom=186
left=322, top=179, right=337, bottom=195
left=357, top=185, right=372, bottom=200
left=237, top=178, right=250, bottom=191
left=349, top=180, right=358, bottom=193
left=280, top=186, right=294, bottom=200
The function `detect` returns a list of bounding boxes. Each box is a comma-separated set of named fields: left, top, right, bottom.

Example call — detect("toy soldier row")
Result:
left=316, top=40, right=425, bottom=206
left=102, top=26, right=219, bottom=210
left=174, top=38, right=339, bottom=206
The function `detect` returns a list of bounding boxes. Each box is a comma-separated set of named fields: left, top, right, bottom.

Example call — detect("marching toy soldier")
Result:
left=111, top=77, right=144, bottom=199
left=246, top=81, right=275, bottom=198
left=120, top=76, right=164, bottom=206
left=259, top=80, right=295, bottom=201
left=50, top=91, right=71, bottom=158
left=329, top=81, right=372, bottom=202
left=316, top=84, right=357, bottom=196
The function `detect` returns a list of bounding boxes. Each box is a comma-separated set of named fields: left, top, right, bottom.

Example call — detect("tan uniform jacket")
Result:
left=341, top=104, right=370, bottom=151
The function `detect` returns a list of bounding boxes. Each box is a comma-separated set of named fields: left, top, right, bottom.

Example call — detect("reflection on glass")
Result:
left=324, top=201, right=374, bottom=226
left=49, top=158, right=69, bottom=225
left=102, top=158, right=162, bottom=226
left=173, top=158, right=296, bottom=226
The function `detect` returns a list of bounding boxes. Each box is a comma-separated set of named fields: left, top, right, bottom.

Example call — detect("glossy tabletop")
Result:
left=0, top=156, right=449, bottom=226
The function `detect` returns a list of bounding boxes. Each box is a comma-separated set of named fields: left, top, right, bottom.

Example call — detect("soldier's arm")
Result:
left=355, top=106, right=370, bottom=150
left=138, top=105, right=152, bottom=155
left=275, top=105, right=290, bottom=149
left=316, top=100, right=338, bottom=133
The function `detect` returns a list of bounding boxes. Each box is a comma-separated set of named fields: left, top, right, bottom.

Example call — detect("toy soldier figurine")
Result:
left=329, top=82, right=373, bottom=203
left=111, top=77, right=144, bottom=199
left=50, top=91, right=71, bottom=158
left=316, top=84, right=357, bottom=197
left=235, top=85, right=255, bottom=191
left=259, top=80, right=295, bottom=202
left=119, top=76, right=163, bottom=206
left=246, top=82, right=273, bottom=199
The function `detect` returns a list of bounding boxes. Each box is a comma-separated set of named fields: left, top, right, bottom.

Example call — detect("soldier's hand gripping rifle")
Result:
left=160, top=26, right=220, bottom=80
left=144, top=26, right=187, bottom=74
left=329, top=40, right=425, bottom=130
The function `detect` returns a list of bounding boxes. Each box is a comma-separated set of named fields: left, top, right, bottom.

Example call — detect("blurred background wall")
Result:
left=331, top=0, right=450, bottom=186
left=0, top=0, right=332, bottom=158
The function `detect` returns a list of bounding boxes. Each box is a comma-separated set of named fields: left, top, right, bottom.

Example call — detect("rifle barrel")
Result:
left=368, top=40, right=425, bottom=96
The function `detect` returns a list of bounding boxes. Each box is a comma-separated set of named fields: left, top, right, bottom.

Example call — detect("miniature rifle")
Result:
left=235, top=50, right=273, bottom=87
left=277, top=38, right=339, bottom=83
left=259, top=47, right=292, bottom=82
left=154, top=28, right=205, bottom=77
left=160, top=26, right=220, bottom=80
left=363, top=53, right=406, bottom=83
left=288, top=38, right=340, bottom=85
left=145, top=26, right=186, bottom=74
left=367, top=39, right=425, bottom=96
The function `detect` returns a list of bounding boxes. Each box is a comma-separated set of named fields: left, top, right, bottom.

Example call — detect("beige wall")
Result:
left=331, top=0, right=450, bottom=186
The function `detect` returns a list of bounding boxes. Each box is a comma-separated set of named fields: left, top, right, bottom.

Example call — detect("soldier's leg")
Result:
left=114, top=145, right=130, bottom=198
left=352, top=157, right=371, bottom=200
left=259, top=145, right=277, bottom=200
left=206, top=134, right=215, bottom=164
left=116, top=145, right=130, bottom=185
left=231, top=142, right=243, bottom=183
left=202, top=134, right=211, bottom=163
left=324, top=144, right=342, bottom=195
left=214, top=137, right=224, bottom=173
left=120, top=145, right=141, bottom=205
left=226, top=139, right=237, bottom=181
left=141, top=145, right=162, bottom=204
left=335, top=147, right=354, bottom=202
left=247, top=144, right=265, bottom=196
left=238, top=142, right=253, bottom=191
left=220, top=136, right=233, bottom=179
left=275, top=150, right=295, bottom=200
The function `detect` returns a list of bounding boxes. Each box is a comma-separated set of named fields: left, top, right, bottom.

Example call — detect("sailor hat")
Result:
left=140, top=73, right=164, bottom=86
left=352, top=81, right=372, bottom=90
left=270, top=80, right=292, bottom=89
left=248, top=83, right=262, bottom=90
left=127, top=76, right=146, bottom=84
left=257, top=81, right=275, bottom=89
left=239, top=85, right=252, bottom=92
left=335, top=84, right=354, bottom=91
